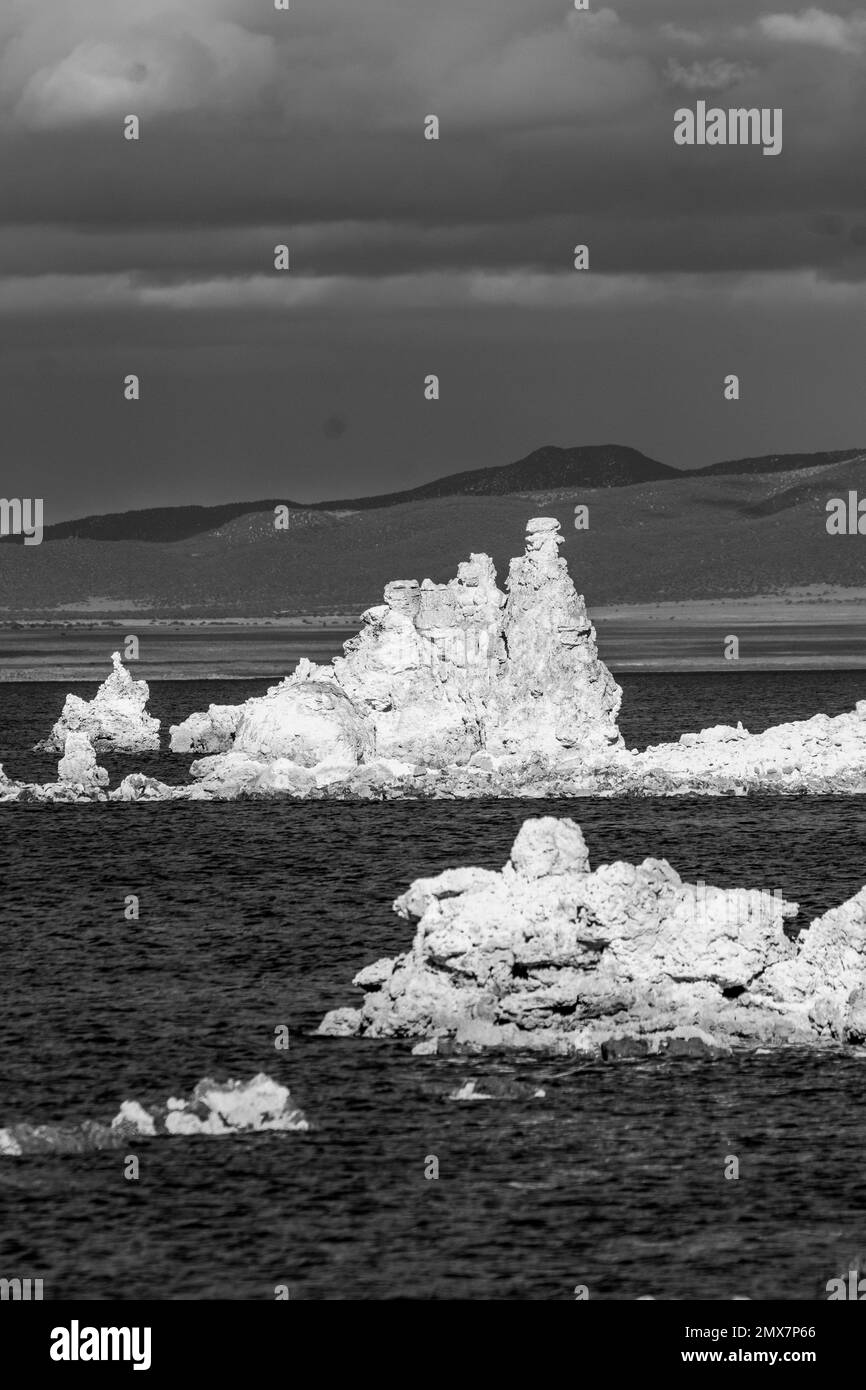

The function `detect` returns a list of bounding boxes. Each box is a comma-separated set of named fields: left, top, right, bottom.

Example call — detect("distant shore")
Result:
left=1, top=591, right=864, bottom=679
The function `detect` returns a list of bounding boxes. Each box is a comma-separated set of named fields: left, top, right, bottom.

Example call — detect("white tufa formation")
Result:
left=10, top=520, right=866, bottom=800
left=319, top=817, right=866, bottom=1054
left=169, top=518, right=623, bottom=792
left=37, top=651, right=160, bottom=754
left=0, top=1074, right=307, bottom=1156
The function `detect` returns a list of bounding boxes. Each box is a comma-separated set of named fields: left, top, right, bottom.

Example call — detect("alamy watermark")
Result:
left=827, top=1268, right=866, bottom=1299
left=50, top=1321, right=151, bottom=1371
left=0, top=1276, right=43, bottom=1300
left=384, top=626, right=493, bottom=671
left=826, top=491, right=866, bottom=535
left=674, top=102, right=782, bottom=157
left=694, top=879, right=787, bottom=930
left=0, top=498, right=42, bottom=545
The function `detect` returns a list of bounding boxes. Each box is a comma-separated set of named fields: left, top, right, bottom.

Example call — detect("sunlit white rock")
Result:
left=57, top=731, right=109, bottom=790
left=37, top=651, right=160, bottom=753
left=0, top=1073, right=308, bottom=1156
left=317, top=816, right=866, bottom=1053
left=168, top=520, right=624, bottom=793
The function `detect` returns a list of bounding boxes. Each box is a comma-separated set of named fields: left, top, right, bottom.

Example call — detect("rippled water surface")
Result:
left=1, top=672, right=865, bottom=1299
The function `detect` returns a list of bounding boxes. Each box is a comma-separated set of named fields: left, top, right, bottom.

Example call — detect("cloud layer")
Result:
left=1, top=0, right=865, bottom=294
left=3, top=2, right=866, bottom=518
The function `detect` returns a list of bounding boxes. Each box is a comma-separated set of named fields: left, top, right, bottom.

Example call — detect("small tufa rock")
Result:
left=509, top=817, right=590, bottom=878
left=57, top=732, right=109, bottom=789
left=0, top=1074, right=308, bottom=1156
left=38, top=652, right=160, bottom=754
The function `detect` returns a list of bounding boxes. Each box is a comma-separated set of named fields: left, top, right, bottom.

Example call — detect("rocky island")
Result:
left=319, top=817, right=866, bottom=1055
left=3, top=516, right=865, bottom=800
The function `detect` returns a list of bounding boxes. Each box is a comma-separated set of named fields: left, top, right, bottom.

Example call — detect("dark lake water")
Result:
left=1, top=671, right=866, bottom=1300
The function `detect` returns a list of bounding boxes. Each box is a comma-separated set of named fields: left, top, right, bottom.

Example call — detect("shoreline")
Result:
left=1, top=592, right=864, bottom=680
left=3, top=587, right=866, bottom=628
left=3, top=657, right=865, bottom=682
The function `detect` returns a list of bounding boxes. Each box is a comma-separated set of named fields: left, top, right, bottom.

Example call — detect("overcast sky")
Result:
left=1, top=0, right=865, bottom=521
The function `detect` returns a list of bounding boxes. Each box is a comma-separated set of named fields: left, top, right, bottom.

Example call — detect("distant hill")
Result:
left=3, top=443, right=863, bottom=547
left=315, top=444, right=677, bottom=508
left=694, top=449, right=864, bottom=477
left=2, top=461, right=865, bottom=618
left=6, top=444, right=673, bottom=545
left=742, top=454, right=866, bottom=516
left=16, top=499, right=298, bottom=546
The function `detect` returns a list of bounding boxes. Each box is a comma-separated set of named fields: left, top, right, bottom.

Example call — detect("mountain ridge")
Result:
left=4, top=443, right=864, bottom=545
left=1, top=468, right=864, bottom=617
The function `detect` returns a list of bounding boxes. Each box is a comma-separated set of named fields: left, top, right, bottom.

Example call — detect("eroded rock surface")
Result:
left=36, top=651, right=160, bottom=754
left=626, top=706, right=866, bottom=795
left=0, top=1074, right=307, bottom=1156
left=8, top=520, right=866, bottom=800
left=57, top=731, right=109, bottom=792
left=168, top=519, right=624, bottom=794
left=318, top=817, right=866, bottom=1054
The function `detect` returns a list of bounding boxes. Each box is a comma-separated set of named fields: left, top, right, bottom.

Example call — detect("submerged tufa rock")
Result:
left=0, top=1074, right=308, bottom=1156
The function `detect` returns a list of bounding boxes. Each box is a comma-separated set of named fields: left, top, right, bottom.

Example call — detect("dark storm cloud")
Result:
left=3, top=1, right=866, bottom=519
left=4, top=204, right=866, bottom=285
left=1, top=0, right=865, bottom=288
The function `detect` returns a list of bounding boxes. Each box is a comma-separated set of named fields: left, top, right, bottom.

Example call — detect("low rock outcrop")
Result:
left=318, top=817, right=866, bottom=1054
left=624, top=707, right=866, bottom=795
left=0, top=1074, right=307, bottom=1156
left=36, top=651, right=160, bottom=754
left=167, top=703, right=242, bottom=755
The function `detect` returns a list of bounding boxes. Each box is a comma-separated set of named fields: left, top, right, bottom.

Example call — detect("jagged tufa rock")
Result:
left=485, top=518, right=623, bottom=757
left=36, top=651, right=160, bottom=754
left=318, top=816, right=866, bottom=1053
left=169, top=519, right=623, bottom=789
left=16, top=521, right=866, bottom=800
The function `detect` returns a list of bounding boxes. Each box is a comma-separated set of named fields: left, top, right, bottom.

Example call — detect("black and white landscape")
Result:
left=2, top=0, right=866, bottom=1344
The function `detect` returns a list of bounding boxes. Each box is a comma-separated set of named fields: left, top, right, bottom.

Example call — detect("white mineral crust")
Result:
left=37, top=651, right=160, bottom=754
left=318, top=817, right=866, bottom=1053
left=11, top=519, right=866, bottom=799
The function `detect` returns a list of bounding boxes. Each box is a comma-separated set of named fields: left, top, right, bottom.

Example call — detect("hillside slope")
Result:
left=0, top=466, right=861, bottom=617
left=14, top=442, right=864, bottom=550
left=12, top=444, right=675, bottom=545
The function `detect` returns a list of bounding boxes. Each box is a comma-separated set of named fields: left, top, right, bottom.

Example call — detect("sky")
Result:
left=1, top=0, right=865, bottom=521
